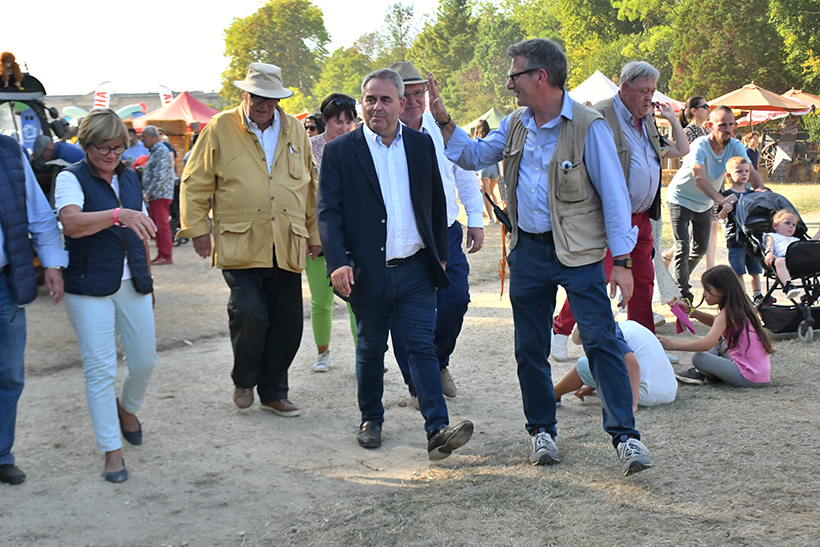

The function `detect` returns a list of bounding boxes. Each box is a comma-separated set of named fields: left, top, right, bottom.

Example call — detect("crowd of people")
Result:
left=2, top=38, right=812, bottom=486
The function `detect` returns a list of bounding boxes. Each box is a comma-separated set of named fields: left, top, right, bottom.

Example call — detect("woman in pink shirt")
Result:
left=658, top=265, right=772, bottom=387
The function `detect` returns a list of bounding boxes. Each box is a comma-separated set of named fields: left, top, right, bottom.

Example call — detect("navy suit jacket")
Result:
left=317, top=124, right=450, bottom=305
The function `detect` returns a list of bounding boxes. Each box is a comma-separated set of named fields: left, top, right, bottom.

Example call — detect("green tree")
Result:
left=670, top=0, right=790, bottom=98
left=383, top=2, right=417, bottom=62
left=409, top=0, right=478, bottom=122
left=769, top=0, right=820, bottom=91
left=280, top=88, right=318, bottom=115
left=312, top=47, right=374, bottom=101
left=220, top=0, right=330, bottom=105
left=503, top=0, right=561, bottom=42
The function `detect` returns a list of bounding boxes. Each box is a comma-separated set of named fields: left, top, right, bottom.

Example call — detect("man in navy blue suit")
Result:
left=317, top=69, right=473, bottom=461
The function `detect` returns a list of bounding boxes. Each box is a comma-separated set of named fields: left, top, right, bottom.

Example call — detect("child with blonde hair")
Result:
left=718, top=157, right=763, bottom=304
left=764, top=209, right=802, bottom=300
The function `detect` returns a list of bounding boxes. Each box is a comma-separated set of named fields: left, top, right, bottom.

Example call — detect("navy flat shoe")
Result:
left=118, top=408, right=142, bottom=446
left=103, top=459, right=128, bottom=483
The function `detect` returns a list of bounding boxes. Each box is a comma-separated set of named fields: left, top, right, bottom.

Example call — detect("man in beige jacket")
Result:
left=179, top=63, right=320, bottom=416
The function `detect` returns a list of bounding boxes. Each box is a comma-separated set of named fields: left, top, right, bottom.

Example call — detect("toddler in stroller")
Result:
left=734, top=191, right=820, bottom=341
left=764, top=209, right=804, bottom=300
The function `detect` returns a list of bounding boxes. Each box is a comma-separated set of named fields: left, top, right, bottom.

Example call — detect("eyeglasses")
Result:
left=90, top=143, right=126, bottom=155
left=332, top=96, right=357, bottom=106
left=403, top=89, right=426, bottom=101
left=508, top=67, right=539, bottom=84
left=305, top=125, right=318, bottom=132
left=249, top=93, right=279, bottom=104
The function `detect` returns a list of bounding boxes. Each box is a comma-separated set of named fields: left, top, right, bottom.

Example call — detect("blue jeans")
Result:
left=351, top=253, right=448, bottom=438
left=508, top=235, right=639, bottom=446
left=728, top=246, right=763, bottom=275
left=392, top=222, right=470, bottom=395
left=0, top=273, right=26, bottom=466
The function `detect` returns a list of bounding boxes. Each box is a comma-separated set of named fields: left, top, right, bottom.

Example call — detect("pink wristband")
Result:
left=113, top=207, right=122, bottom=226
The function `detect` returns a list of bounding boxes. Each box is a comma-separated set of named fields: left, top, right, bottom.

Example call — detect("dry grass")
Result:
left=280, top=337, right=820, bottom=547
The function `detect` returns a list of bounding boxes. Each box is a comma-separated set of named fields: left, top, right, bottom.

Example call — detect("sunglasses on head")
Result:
left=332, top=96, right=356, bottom=106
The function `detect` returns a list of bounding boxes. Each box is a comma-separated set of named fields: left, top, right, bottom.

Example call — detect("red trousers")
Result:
left=553, top=211, right=656, bottom=335
left=148, top=199, right=173, bottom=261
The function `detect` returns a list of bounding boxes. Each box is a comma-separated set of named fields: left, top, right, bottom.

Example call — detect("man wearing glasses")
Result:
left=386, top=61, right=484, bottom=405
left=429, top=39, right=652, bottom=477
left=179, top=63, right=321, bottom=417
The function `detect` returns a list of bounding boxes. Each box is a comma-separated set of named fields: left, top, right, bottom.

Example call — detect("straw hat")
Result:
left=233, top=63, right=294, bottom=99
left=388, top=61, right=426, bottom=85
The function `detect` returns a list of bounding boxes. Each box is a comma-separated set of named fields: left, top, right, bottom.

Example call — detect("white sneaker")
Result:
left=617, top=437, right=652, bottom=476
left=530, top=431, right=559, bottom=465
left=551, top=333, right=569, bottom=361
left=312, top=350, right=330, bottom=372
left=653, top=312, right=666, bottom=327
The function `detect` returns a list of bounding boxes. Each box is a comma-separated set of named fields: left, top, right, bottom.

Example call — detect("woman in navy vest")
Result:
left=55, top=109, right=158, bottom=483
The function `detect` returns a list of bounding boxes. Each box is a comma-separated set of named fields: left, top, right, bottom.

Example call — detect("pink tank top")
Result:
left=726, top=319, right=771, bottom=383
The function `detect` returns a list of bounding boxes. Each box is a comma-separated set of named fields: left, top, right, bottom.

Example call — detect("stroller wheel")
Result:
left=797, top=320, right=813, bottom=343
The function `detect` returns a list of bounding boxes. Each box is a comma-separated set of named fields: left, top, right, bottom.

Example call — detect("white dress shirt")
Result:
left=362, top=122, right=425, bottom=261
left=417, top=112, right=484, bottom=228
left=245, top=109, right=281, bottom=174
left=0, top=147, right=68, bottom=271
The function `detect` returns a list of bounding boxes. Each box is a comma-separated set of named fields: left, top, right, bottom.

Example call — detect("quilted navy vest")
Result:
left=0, top=135, right=38, bottom=306
left=63, top=159, right=152, bottom=296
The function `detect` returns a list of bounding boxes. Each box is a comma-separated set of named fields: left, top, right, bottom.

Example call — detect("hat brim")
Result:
left=233, top=81, right=294, bottom=100
left=402, top=78, right=427, bottom=85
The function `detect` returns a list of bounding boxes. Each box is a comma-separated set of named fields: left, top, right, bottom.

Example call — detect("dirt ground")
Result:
left=3, top=217, right=820, bottom=547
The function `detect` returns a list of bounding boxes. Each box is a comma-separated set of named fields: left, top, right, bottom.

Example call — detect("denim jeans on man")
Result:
left=391, top=221, right=470, bottom=395
left=0, top=273, right=26, bottom=466
left=508, top=234, right=639, bottom=446
left=351, top=253, right=449, bottom=438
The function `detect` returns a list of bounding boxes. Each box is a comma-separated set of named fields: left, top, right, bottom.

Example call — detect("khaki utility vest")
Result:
left=503, top=102, right=608, bottom=267
left=595, top=98, right=664, bottom=220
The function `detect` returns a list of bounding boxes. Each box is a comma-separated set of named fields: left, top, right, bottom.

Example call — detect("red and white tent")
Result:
left=132, top=91, right=221, bottom=132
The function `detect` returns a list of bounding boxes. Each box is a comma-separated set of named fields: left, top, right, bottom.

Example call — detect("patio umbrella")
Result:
left=709, top=82, right=809, bottom=130
left=782, top=88, right=820, bottom=109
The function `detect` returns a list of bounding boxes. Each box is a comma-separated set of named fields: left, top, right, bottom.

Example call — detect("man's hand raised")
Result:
left=427, top=73, right=455, bottom=143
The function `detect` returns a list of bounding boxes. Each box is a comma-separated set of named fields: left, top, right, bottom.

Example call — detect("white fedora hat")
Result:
left=233, top=63, right=294, bottom=99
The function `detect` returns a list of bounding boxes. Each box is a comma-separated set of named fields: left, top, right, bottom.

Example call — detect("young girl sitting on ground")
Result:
left=764, top=209, right=803, bottom=300
left=658, top=265, right=772, bottom=387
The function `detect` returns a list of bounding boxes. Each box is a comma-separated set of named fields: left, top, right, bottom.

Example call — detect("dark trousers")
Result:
left=509, top=234, right=639, bottom=446
left=222, top=262, right=302, bottom=403
left=391, top=222, right=470, bottom=395
left=351, top=253, right=449, bottom=438
left=669, top=202, right=711, bottom=299
left=0, top=273, right=26, bottom=466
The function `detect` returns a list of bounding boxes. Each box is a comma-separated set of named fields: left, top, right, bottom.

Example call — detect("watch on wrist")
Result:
left=613, top=258, right=633, bottom=269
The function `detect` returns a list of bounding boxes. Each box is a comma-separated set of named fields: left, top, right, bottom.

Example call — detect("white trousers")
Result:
left=64, top=282, right=157, bottom=452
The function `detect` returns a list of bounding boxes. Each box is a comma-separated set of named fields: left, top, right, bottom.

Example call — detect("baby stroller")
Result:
left=734, top=190, right=820, bottom=342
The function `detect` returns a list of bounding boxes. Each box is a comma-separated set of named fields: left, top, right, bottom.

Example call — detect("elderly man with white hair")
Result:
left=550, top=61, right=690, bottom=360
left=140, top=125, right=175, bottom=265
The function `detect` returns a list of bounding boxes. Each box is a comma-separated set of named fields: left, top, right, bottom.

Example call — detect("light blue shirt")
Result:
left=612, top=93, right=660, bottom=214
left=362, top=122, right=424, bottom=261
left=667, top=135, right=750, bottom=213
left=122, top=141, right=149, bottom=163
left=444, top=91, right=636, bottom=257
left=0, top=146, right=68, bottom=271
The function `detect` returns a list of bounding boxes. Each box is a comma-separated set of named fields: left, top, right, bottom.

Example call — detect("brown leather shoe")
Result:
left=427, top=420, right=473, bottom=461
left=260, top=399, right=301, bottom=417
left=233, top=387, right=254, bottom=409
left=440, top=368, right=457, bottom=398
left=150, top=257, right=173, bottom=266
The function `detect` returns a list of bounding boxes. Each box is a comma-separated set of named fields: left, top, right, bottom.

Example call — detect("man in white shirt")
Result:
left=0, top=135, right=68, bottom=485
left=387, top=61, right=485, bottom=402
left=317, top=69, right=474, bottom=461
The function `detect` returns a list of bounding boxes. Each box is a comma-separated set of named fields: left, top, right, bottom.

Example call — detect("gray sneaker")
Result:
left=530, top=431, right=559, bottom=465
left=617, top=437, right=652, bottom=476
left=312, top=350, right=330, bottom=372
